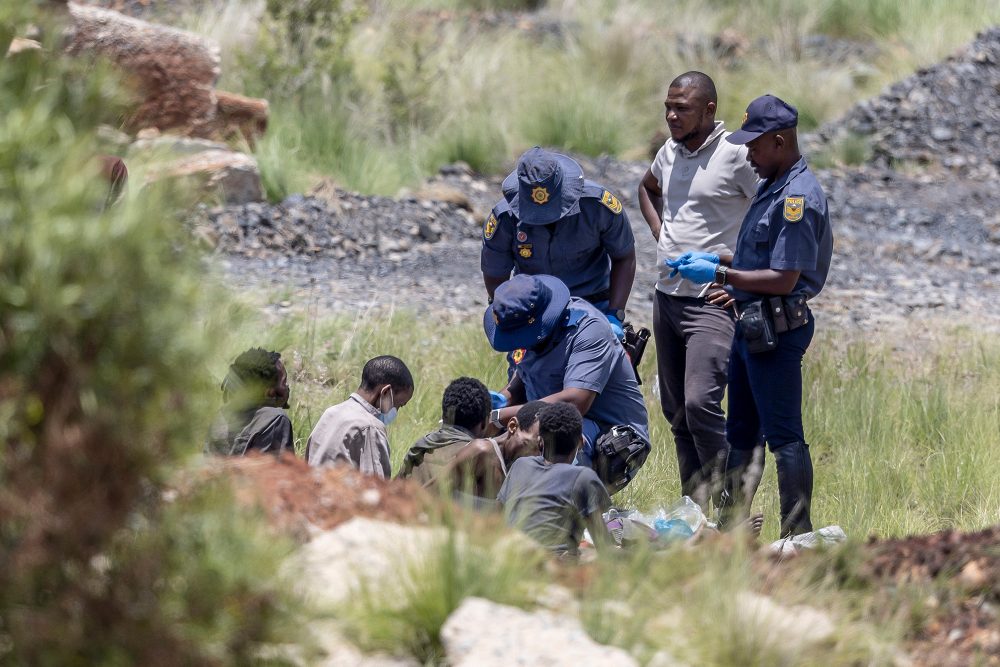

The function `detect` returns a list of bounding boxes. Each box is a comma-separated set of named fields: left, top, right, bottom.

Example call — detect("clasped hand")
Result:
left=665, top=252, right=719, bottom=283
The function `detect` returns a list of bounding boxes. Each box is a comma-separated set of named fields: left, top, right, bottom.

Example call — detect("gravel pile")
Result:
left=809, top=27, right=1000, bottom=179
left=204, top=28, right=1000, bottom=327
left=194, top=188, right=481, bottom=264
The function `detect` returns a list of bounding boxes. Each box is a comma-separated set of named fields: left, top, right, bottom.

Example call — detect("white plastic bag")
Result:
left=768, top=525, right=847, bottom=556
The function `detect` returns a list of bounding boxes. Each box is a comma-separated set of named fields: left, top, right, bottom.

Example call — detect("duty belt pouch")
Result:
left=593, top=425, right=650, bottom=494
left=739, top=300, right=777, bottom=354
left=782, top=295, right=809, bottom=330
left=768, top=297, right=790, bottom=333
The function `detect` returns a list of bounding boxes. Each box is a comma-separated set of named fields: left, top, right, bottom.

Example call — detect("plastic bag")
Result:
left=602, top=496, right=707, bottom=548
left=768, top=525, right=847, bottom=556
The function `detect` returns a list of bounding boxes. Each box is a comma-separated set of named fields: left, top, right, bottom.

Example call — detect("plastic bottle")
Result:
left=653, top=517, right=694, bottom=544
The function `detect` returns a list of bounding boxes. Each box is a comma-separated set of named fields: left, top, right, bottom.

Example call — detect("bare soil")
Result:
left=200, top=453, right=434, bottom=542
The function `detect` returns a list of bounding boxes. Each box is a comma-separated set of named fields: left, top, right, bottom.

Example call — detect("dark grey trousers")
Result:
left=652, top=291, right=735, bottom=510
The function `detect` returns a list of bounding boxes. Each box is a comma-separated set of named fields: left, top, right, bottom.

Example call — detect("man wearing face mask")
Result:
left=484, top=274, right=649, bottom=480
left=305, top=355, right=415, bottom=478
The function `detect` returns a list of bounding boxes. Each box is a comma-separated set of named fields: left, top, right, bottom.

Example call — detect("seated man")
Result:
left=207, top=347, right=294, bottom=456
left=498, top=402, right=613, bottom=557
left=484, top=274, right=650, bottom=477
left=446, top=400, right=547, bottom=502
left=398, top=377, right=492, bottom=486
left=305, top=355, right=413, bottom=479
left=399, top=379, right=545, bottom=503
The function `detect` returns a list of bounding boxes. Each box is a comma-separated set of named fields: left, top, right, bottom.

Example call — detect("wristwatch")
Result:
left=714, top=264, right=728, bottom=286
left=612, top=308, right=626, bottom=321
left=489, top=409, right=504, bottom=429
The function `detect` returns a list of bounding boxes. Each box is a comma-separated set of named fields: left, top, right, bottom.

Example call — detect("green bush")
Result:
left=236, top=0, right=366, bottom=102
left=0, top=6, right=298, bottom=663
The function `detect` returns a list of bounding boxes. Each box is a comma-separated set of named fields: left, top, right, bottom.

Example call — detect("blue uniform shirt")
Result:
left=481, top=181, right=635, bottom=299
left=730, top=157, right=833, bottom=303
left=516, top=298, right=650, bottom=444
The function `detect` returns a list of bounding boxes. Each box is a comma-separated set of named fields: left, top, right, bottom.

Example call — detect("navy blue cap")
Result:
left=505, top=147, right=584, bottom=225
left=726, top=94, right=798, bottom=145
left=484, top=274, right=571, bottom=352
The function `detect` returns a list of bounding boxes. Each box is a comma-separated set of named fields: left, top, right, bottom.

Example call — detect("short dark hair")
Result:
left=515, top=400, right=547, bottom=430
left=222, top=347, right=281, bottom=402
left=669, top=70, right=718, bottom=105
left=537, top=402, right=583, bottom=459
left=360, top=355, right=414, bottom=392
left=441, top=377, right=491, bottom=430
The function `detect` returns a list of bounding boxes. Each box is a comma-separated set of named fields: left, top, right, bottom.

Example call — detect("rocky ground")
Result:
left=207, top=454, right=999, bottom=666
left=196, top=26, right=1000, bottom=331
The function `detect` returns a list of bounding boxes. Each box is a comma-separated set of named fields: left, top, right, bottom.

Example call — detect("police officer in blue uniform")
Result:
left=483, top=274, right=650, bottom=477
left=481, top=147, right=637, bottom=339
left=672, top=95, right=833, bottom=536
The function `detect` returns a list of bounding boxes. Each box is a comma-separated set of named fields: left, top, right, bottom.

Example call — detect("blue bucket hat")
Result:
left=501, top=147, right=585, bottom=225
left=484, top=274, right=571, bottom=352
left=726, top=94, right=798, bottom=145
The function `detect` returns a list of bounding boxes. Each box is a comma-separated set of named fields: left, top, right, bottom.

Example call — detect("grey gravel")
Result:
left=200, top=27, right=1000, bottom=331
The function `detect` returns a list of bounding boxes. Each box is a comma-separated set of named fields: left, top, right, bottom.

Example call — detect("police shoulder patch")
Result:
left=600, top=190, right=623, bottom=215
left=484, top=213, right=498, bottom=240
left=783, top=196, right=805, bottom=223
left=512, top=348, right=525, bottom=364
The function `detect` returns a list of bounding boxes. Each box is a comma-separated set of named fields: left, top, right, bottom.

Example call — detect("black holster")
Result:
left=592, top=424, right=650, bottom=494
left=738, top=295, right=810, bottom=353
left=622, top=322, right=650, bottom=385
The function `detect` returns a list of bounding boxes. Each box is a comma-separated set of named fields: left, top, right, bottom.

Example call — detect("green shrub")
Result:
left=0, top=7, right=298, bottom=663
left=236, top=0, right=366, bottom=102
left=817, top=0, right=903, bottom=38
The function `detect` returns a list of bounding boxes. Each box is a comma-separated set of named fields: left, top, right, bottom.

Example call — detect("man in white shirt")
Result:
left=305, top=355, right=414, bottom=479
left=637, top=71, right=758, bottom=511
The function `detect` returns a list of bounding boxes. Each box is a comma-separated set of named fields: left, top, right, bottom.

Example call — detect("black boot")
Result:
left=717, top=445, right=764, bottom=529
left=772, top=441, right=813, bottom=537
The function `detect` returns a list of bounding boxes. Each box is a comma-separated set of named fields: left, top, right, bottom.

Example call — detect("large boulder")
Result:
left=63, top=3, right=269, bottom=145
left=152, top=149, right=264, bottom=205
left=66, top=2, right=220, bottom=136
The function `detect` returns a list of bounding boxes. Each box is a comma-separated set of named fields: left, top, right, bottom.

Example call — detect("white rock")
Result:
left=736, top=592, right=836, bottom=646
left=441, top=597, right=638, bottom=667
left=307, top=620, right=420, bottom=667
left=283, top=517, right=446, bottom=609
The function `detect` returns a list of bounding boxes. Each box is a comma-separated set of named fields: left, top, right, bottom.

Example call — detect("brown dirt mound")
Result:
left=862, top=526, right=1000, bottom=666
left=863, top=525, right=1000, bottom=593
left=201, top=453, right=434, bottom=542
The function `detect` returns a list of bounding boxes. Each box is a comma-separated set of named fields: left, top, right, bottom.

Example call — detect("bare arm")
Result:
left=608, top=250, right=636, bottom=312
left=726, top=268, right=800, bottom=296
left=707, top=268, right=800, bottom=310
left=585, top=512, right=614, bottom=553
left=494, top=387, right=597, bottom=425
left=484, top=274, right=507, bottom=300
left=637, top=169, right=663, bottom=242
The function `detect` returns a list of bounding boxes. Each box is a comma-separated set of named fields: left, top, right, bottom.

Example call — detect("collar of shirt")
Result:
left=671, top=121, right=727, bottom=158
left=350, top=392, right=380, bottom=417
left=754, top=156, right=808, bottom=201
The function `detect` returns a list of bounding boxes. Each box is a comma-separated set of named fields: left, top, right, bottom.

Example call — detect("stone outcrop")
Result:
left=63, top=2, right=268, bottom=144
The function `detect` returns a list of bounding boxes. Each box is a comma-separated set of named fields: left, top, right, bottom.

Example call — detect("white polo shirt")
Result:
left=650, top=121, right=759, bottom=297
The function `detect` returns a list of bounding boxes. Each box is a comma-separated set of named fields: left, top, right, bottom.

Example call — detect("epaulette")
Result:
left=581, top=181, right=623, bottom=215
left=491, top=197, right=514, bottom=219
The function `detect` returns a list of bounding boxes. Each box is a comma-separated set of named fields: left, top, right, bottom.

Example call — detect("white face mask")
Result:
left=378, top=387, right=398, bottom=426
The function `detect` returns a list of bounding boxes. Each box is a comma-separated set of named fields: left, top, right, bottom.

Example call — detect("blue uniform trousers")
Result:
left=724, top=311, right=815, bottom=536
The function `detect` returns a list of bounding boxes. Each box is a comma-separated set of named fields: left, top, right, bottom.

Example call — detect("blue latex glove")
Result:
left=489, top=390, right=508, bottom=409
left=605, top=313, right=625, bottom=341
left=677, top=258, right=719, bottom=284
left=665, top=251, right=720, bottom=277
